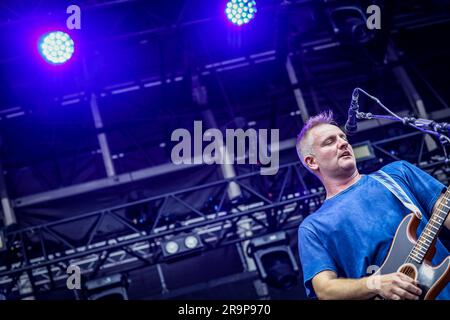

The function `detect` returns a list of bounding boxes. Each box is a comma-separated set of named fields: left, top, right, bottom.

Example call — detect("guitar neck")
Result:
left=408, top=188, right=450, bottom=263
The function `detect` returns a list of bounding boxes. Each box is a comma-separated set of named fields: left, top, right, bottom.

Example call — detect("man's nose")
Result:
left=337, top=137, right=348, bottom=149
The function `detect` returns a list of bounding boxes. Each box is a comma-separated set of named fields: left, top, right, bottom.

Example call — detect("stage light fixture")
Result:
left=184, top=235, right=199, bottom=249
left=225, top=0, right=257, bottom=26
left=38, top=31, right=74, bottom=64
left=165, top=240, right=180, bottom=254
left=247, top=231, right=299, bottom=290
left=327, top=6, right=374, bottom=44
left=84, top=274, right=128, bottom=300
left=161, top=234, right=203, bottom=260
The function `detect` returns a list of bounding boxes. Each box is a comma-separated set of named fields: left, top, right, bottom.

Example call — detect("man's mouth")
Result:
left=339, top=151, right=352, bottom=158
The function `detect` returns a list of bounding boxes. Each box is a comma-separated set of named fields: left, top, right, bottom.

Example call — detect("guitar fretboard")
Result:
left=409, top=188, right=450, bottom=263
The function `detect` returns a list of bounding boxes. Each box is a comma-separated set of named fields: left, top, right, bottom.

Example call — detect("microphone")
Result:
left=345, top=88, right=359, bottom=135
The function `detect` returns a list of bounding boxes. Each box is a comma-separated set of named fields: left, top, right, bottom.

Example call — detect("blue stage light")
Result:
left=225, top=0, right=257, bottom=26
left=39, top=31, right=74, bottom=64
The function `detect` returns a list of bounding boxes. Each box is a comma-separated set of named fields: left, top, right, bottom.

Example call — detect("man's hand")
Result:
left=311, top=270, right=422, bottom=300
left=371, top=272, right=422, bottom=300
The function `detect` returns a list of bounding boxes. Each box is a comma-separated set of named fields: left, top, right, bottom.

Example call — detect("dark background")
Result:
left=0, top=0, right=450, bottom=300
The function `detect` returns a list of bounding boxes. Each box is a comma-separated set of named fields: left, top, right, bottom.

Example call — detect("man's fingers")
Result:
left=400, top=282, right=422, bottom=296
left=390, top=293, right=402, bottom=300
left=393, top=287, right=419, bottom=300
left=397, top=273, right=420, bottom=286
left=398, top=275, right=422, bottom=295
left=396, top=272, right=412, bottom=281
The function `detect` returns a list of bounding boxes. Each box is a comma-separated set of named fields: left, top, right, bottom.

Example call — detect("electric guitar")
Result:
left=374, top=188, right=450, bottom=300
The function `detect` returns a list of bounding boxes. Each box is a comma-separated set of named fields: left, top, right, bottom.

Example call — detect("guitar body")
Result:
left=375, top=213, right=450, bottom=299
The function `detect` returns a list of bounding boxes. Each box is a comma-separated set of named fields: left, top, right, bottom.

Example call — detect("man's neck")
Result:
left=323, top=170, right=362, bottom=200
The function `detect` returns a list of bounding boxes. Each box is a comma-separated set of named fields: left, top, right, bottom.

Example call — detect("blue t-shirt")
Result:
left=298, top=160, right=450, bottom=300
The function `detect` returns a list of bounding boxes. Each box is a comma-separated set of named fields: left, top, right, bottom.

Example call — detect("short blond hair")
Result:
left=296, top=110, right=336, bottom=171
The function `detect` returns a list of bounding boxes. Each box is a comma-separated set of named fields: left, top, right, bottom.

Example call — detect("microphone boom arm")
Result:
left=353, top=88, right=450, bottom=139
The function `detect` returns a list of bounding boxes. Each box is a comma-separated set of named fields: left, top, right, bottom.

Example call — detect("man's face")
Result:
left=304, top=124, right=357, bottom=179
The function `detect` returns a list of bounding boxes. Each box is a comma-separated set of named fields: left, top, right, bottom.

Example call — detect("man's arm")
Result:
left=432, top=193, right=450, bottom=230
left=312, top=270, right=422, bottom=300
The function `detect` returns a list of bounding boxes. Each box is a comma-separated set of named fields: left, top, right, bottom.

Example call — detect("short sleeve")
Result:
left=298, top=225, right=338, bottom=299
left=399, top=161, right=446, bottom=217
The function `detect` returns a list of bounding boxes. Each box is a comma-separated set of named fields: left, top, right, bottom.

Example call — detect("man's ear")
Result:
left=304, top=155, right=319, bottom=171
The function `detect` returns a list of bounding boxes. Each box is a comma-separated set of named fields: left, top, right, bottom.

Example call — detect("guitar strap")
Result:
left=370, top=170, right=423, bottom=219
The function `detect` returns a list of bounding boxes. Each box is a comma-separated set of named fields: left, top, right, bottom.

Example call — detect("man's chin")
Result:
left=345, top=156, right=356, bottom=163
left=339, top=158, right=357, bottom=171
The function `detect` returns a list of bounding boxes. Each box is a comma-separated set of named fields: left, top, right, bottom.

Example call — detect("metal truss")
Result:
left=0, top=160, right=324, bottom=299
left=3, top=8, right=450, bottom=213
left=2, top=130, right=450, bottom=299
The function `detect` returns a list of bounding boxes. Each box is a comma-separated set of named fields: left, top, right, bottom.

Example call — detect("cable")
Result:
left=355, top=87, right=404, bottom=122
left=355, top=87, right=450, bottom=162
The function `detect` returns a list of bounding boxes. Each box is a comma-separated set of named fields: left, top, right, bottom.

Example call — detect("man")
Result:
left=296, top=110, right=450, bottom=300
